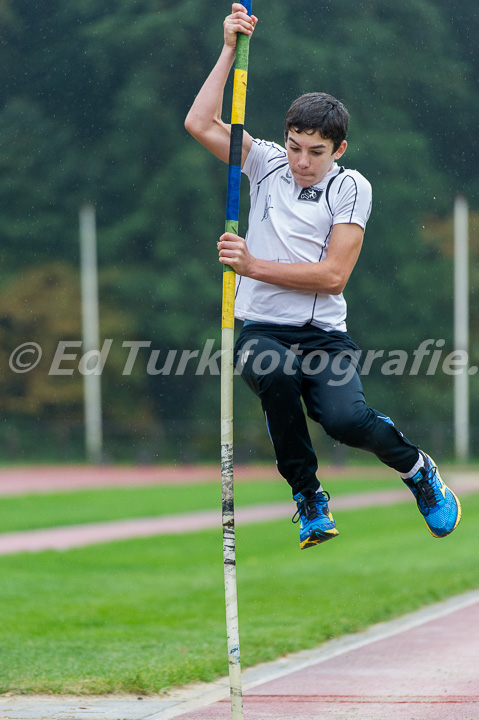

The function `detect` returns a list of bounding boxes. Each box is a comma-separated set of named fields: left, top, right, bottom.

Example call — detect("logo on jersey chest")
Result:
left=297, top=187, right=323, bottom=203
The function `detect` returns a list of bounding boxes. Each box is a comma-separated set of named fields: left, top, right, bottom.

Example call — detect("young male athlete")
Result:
left=185, top=4, right=462, bottom=549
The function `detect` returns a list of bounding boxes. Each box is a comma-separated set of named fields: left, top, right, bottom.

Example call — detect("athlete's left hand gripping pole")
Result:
left=221, top=3, right=252, bottom=719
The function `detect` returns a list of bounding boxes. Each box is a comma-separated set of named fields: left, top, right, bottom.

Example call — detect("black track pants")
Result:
left=235, top=323, right=419, bottom=498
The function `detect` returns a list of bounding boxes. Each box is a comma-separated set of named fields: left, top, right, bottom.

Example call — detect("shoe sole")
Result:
left=300, top=527, right=339, bottom=550
left=427, top=489, right=462, bottom=538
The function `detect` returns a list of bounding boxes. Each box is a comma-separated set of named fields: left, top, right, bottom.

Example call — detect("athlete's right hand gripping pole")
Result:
left=221, top=3, right=252, bottom=719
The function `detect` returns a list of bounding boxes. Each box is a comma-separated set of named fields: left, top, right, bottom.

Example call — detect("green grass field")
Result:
left=0, top=478, right=477, bottom=695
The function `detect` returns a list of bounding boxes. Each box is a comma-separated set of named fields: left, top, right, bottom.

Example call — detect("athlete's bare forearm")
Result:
left=247, top=257, right=346, bottom=295
left=222, top=249, right=346, bottom=295
left=218, top=224, right=363, bottom=295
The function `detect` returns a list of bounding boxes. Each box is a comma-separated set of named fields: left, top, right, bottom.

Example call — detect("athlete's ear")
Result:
left=334, top=140, right=347, bottom=160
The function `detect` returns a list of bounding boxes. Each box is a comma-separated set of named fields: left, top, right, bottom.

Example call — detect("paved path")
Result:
left=0, top=591, right=477, bottom=720
left=0, top=476, right=477, bottom=556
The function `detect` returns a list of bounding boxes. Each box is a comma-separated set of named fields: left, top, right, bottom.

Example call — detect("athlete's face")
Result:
left=286, top=128, right=347, bottom=187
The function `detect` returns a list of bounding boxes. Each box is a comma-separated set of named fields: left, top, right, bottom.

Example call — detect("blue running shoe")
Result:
left=292, top=491, right=339, bottom=550
left=402, top=452, right=462, bottom=538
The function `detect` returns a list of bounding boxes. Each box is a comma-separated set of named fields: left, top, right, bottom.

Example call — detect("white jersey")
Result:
left=235, top=139, right=372, bottom=331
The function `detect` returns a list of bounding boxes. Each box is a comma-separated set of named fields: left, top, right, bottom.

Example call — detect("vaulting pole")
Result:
left=221, top=3, right=252, bottom=718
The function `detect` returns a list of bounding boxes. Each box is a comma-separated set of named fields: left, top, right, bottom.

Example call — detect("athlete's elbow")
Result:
left=322, top=273, right=347, bottom=295
left=184, top=106, right=208, bottom=139
left=326, top=284, right=344, bottom=296
left=184, top=111, right=200, bottom=138
left=185, top=114, right=223, bottom=151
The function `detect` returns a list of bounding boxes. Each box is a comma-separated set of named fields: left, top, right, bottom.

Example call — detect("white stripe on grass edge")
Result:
left=151, top=589, right=479, bottom=719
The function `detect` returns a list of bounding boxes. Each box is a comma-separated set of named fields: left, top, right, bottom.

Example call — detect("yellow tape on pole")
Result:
left=222, top=270, right=236, bottom=329
left=231, top=69, right=248, bottom=125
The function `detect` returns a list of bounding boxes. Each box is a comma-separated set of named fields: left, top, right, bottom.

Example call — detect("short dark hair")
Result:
left=284, top=92, right=349, bottom=152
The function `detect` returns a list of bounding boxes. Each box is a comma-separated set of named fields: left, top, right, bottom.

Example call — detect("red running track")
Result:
left=174, top=597, right=479, bottom=720
left=0, top=464, right=281, bottom=495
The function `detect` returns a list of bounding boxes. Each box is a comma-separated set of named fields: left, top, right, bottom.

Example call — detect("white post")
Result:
left=79, top=203, right=103, bottom=464
left=453, top=194, right=469, bottom=462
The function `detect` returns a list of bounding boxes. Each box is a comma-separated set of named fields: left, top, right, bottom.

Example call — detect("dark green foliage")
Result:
left=0, top=0, right=477, bottom=460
